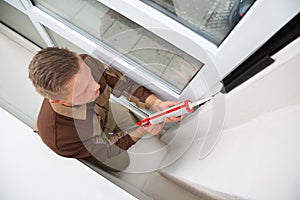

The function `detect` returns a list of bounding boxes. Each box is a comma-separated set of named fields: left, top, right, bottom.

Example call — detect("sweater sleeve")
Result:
left=104, top=66, right=159, bottom=110
left=82, top=134, right=136, bottom=163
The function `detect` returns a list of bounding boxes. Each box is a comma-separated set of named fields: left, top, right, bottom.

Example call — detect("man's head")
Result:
left=29, top=47, right=100, bottom=106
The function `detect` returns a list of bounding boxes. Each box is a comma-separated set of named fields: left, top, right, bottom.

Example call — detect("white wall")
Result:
left=0, top=107, right=136, bottom=200
left=160, top=37, right=300, bottom=199
left=0, top=24, right=42, bottom=128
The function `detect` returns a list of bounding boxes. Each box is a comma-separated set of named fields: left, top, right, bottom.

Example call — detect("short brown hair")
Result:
left=28, top=47, right=80, bottom=100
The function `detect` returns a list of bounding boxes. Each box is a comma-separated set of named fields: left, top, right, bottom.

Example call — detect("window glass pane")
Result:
left=33, top=0, right=203, bottom=92
left=0, top=0, right=47, bottom=48
left=141, top=0, right=256, bottom=44
left=44, top=26, right=87, bottom=54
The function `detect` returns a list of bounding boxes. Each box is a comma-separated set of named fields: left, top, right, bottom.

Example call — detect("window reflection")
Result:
left=44, top=27, right=87, bottom=54
left=33, top=0, right=203, bottom=92
left=142, top=0, right=256, bottom=44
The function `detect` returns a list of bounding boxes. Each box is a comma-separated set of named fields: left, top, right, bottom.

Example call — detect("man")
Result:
left=29, top=47, right=182, bottom=171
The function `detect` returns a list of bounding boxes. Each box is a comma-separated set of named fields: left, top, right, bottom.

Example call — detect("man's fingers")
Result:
left=164, top=115, right=185, bottom=122
left=143, top=123, right=164, bottom=135
left=153, top=123, right=164, bottom=134
left=164, top=101, right=180, bottom=108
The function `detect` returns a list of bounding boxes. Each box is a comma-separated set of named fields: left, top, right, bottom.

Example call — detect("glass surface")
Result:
left=0, top=0, right=47, bottom=48
left=33, top=0, right=203, bottom=92
left=44, top=27, right=87, bottom=54
left=142, top=0, right=256, bottom=44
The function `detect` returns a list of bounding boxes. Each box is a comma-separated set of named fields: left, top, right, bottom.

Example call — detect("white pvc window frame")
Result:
left=18, top=0, right=180, bottom=101
left=6, top=0, right=300, bottom=102
left=99, top=0, right=300, bottom=99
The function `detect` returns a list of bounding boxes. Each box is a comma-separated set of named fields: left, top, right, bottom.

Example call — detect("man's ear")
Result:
left=49, top=99, right=65, bottom=104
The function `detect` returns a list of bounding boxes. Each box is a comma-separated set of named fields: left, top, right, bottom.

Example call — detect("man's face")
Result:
left=64, top=62, right=100, bottom=106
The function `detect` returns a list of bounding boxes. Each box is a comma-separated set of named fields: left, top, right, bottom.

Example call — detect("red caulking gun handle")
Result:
left=136, top=100, right=193, bottom=126
left=136, top=118, right=151, bottom=126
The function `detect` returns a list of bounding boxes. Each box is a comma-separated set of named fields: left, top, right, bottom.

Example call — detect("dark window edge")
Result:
left=222, top=13, right=300, bottom=93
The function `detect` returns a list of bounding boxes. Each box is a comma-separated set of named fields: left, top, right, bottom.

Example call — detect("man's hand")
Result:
left=141, top=123, right=164, bottom=135
left=129, top=123, right=164, bottom=142
left=151, top=99, right=185, bottom=123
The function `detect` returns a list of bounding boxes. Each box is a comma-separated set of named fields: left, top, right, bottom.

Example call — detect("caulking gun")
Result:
left=136, top=97, right=211, bottom=126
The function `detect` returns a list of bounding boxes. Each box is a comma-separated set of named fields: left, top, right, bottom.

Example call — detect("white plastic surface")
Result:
left=0, top=107, right=137, bottom=200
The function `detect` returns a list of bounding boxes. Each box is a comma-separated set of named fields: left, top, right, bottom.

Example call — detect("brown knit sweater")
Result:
left=35, top=54, right=158, bottom=163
